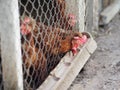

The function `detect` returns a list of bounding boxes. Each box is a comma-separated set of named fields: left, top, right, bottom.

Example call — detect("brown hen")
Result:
left=20, top=17, right=48, bottom=89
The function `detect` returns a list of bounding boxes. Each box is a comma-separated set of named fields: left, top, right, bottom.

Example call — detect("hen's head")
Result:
left=68, top=14, right=77, bottom=27
left=71, top=33, right=87, bottom=55
left=20, top=16, right=36, bottom=35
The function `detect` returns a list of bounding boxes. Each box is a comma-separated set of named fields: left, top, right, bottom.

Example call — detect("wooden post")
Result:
left=93, top=0, right=103, bottom=31
left=84, top=0, right=93, bottom=32
left=77, top=0, right=85, bottom=32
left=0, top=0, right=23, bottom=90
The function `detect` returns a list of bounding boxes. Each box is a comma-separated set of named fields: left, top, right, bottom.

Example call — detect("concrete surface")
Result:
left=69, top=14, right=120, bottom=90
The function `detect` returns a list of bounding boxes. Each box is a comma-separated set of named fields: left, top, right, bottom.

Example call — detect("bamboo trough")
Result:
left=38, top=32, right=97, bottom=90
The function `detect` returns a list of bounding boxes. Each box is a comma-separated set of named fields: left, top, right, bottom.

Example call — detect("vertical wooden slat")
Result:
left=85, top=0, right=93, bottom=32
left=93, top=0, right=103, bottom=31
left=77, top=0, right=85, bottom=32
left=0, top=0, right=23, bottom=90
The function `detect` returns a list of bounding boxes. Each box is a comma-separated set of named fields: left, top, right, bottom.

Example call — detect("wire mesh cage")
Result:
left=0, top=0, right=85, bottom=89
left=18, top=0, right=83, bottom=89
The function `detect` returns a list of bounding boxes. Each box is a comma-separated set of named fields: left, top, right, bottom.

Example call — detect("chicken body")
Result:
left=22, top=16, right=82, bottom=55
left=20, top=18, right=48, bottom=89
left=20, top=16, right=84, bottom=89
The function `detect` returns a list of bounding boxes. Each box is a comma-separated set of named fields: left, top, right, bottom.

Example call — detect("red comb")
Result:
left=24, top=17, right=30, bottom=23
left=72, top=35, right=87, bottom=55
left=20, top=17, right=31, bottom=35
left=68, top=14, right=76, bottom=19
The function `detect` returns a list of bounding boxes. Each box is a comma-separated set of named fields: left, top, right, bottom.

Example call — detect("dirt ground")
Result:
left=69, top=14, right=120, bottom=90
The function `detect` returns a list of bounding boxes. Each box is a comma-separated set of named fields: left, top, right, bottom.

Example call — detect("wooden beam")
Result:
left=100, top=0, right=120, bottom=25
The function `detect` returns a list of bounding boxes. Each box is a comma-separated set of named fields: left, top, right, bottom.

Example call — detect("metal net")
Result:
left=18, top=0, right=80, bottom=89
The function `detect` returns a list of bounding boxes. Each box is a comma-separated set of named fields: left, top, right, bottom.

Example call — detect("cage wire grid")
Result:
left=0, top=0, right=85, bottom=89
left=18, top=0, right=81, bottom=89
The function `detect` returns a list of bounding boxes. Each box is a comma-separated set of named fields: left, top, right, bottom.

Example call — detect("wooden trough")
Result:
left=37, top=32, right=97, bottom=90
